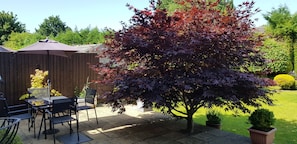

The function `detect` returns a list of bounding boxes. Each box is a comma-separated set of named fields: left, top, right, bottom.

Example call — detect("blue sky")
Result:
left=1, top=0, right=296, bottom=33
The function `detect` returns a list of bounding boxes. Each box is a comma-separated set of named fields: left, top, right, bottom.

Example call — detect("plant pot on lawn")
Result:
left=205, top=109, right=222, bottom=129
left=136, top=98, right=152, bottom=112
left=248, top=108, right=277, bottom=144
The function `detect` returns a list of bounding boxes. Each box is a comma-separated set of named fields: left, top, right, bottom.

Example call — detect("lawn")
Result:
left=192, top=90, right=297, bottom=144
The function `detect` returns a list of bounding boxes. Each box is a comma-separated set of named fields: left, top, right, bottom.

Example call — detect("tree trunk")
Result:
left=186, top=115, right=194, bottom=133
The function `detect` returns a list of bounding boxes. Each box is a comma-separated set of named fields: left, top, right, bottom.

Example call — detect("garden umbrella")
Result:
left=17, top=39, right=79, bottom=83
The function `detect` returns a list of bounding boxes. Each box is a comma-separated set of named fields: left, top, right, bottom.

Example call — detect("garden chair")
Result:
left=0, top=92, right=36, bottom=137
left=0, top=117, right=21, bottom=144
left=27, top=87, right=51, bottom=118
left=46, top=98, right=79, bottom=144
left=75, top=88, right=98, bottom=124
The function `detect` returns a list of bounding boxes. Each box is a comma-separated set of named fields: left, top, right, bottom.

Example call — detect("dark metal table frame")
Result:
left=26, top=96, right=68, bottom=139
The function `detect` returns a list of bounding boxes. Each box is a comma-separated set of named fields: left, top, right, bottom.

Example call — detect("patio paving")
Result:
left=17, top=105, right=251, bottom=144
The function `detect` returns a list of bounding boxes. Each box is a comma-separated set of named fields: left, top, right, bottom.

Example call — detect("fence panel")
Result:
left=0, top=53, right=99, bottom=105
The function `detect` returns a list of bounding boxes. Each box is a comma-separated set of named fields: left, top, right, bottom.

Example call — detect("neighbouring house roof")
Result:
left=0, top=46, right=14, bottom=52
left=255, top=25, right=265, bottom=33
left=76, top=44, right=107, bottom=53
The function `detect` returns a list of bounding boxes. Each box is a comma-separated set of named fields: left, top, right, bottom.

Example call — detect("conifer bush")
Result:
left=273, top=74, right=295, bottom=90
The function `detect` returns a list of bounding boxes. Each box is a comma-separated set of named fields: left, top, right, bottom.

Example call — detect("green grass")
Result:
left=192, top=90, right=297, bottom=144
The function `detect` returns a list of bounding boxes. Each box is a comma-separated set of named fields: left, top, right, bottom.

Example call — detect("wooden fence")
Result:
left=0, top=52, right=101, bottom=105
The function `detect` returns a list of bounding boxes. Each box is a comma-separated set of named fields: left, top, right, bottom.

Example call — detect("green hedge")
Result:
left=260, top=39, right=292, bottom=74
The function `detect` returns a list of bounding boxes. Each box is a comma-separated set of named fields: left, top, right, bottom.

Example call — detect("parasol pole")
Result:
left=47, top=50, right=51, bottom=98
left=0, top=75, right=3, bottom=93
left=46, top=38, right=50, bottom=78
left=0, top=75, right=3, bottom=83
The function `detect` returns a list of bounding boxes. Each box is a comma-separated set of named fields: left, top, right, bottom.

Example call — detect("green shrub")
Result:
left=273, top=74, right=295, bottom=90
left=260, top=39, right=292, bottom=74
left=248, top=108, right=275, bottom=132
left=206, top=109, right=221, bottom=124
left=19, top=69, right=62, bottom=100
left=294, top=80, right=297, bottom=90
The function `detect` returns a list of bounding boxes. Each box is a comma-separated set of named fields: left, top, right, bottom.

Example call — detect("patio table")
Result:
left=26, top=96, right=68, bottom=139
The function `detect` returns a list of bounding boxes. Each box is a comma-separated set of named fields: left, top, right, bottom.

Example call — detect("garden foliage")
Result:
left=30, top=69, right=49, bottom=88
left=249, top=108, right=275, bottom=131
left=206, top=109, right=221, bottom=124
left=273, top=74, right=295, bottom=90
left=92, top=0, right=273, bottom=133
left=0, top=11, right=25, bottom=45
left=260, top=39, right=292, bottom=75
left=19, top=69, right=62, bottom=100
left=264, top=5, right=297, bottom=72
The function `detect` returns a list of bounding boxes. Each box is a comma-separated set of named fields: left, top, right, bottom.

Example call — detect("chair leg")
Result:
left=28, top=119, right=30, bottom=131
left=76, top=111, right=79, bottom=122
left=32, top=110, right=38, bottom=138
left=86, top=109, right=90, bottom=121
left=27, top=117, right=36, bottom=138
left=69, top=121, right=72, bottom=134
left=32, top=117, right=36, bottom=138
left=76, top=119, right=79, bottom=142
left=52, top=121, right=56, bottom=144
left=94, top=108, right=98, bottom=124
left=38, top=115, right=44, bottom=139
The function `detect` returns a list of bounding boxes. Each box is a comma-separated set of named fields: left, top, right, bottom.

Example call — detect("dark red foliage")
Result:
left=262, top=78, right=277, bottom=86
left=91, top=0, right=273, bottom=133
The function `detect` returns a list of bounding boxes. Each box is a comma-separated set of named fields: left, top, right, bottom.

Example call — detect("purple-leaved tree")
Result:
left=92, top=0, right=273, bottom=133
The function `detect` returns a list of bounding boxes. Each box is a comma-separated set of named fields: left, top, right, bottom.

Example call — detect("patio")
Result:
left=17, top=105, right=251, bottom=144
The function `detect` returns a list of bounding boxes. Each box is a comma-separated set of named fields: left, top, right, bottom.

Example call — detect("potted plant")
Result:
left=248, top=108, right=277, bottom=144
left=206, top=109, right=222, bottom=129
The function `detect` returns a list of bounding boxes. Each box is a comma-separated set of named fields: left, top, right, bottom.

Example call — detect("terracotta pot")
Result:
left=248, top=127, right=277, bottom=144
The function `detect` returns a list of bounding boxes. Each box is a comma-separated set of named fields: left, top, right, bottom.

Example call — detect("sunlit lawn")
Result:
left=192, top=90, right=297, bottom=144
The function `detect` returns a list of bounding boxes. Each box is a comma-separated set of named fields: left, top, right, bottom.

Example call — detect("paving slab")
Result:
left=16, top=105, right=250, bottom=144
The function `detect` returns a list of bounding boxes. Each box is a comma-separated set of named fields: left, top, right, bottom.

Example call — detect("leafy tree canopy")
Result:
left=4, top=32, right=44, bottom=50
left=4, top=27, right=111, bottom=49
left=36, top=15, right=69, bottom=37
left=158, top=0, right=181, bottom=14
left=264, top=5, right=297, bottom=41
left=0, top=11, right=26, bottom=45
left=93, top=0, right=273, bottom=133
left=54, top=29, right=82, bottom=45
left=260, top=38, right=292, bottom=75
left=55, top=27, right=110, bottom=45
left=264, top=5, right=297, bottom=71
left=159, top=0, right=234, bottom=14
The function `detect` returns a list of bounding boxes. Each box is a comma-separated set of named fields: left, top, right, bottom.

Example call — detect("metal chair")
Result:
left=0, top=92, right=35, bottom=137
left=46, top=98, right=79, bottom=144
left=0, top=117, right=21, bottom=144
left=27, top=87, right=50, bottom=120
left=75, top=88, right=98, bottom=124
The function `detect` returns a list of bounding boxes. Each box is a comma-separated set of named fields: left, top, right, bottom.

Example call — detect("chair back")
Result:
left=0, top=95, right=9, bottom=117
left=27, top=87, right=50, bottom=98
left=0, top=117, right=21, bottom=144
left=51, top=98, right=73, bottom=115
left=85, top=88, right=96, bottom=104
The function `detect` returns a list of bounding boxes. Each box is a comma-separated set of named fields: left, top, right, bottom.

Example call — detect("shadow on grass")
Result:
left=194, top=114, right=297, bottom=144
